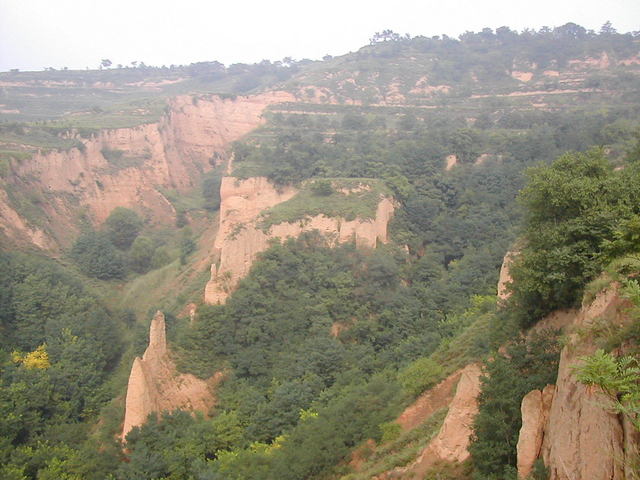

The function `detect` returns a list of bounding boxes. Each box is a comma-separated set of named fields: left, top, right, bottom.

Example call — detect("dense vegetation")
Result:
left=70, top=207, right=176, bottom=279
left=292, top=23, right=639, bottom=106
left=509, top=146, right=640, bottom=326
left=468, top=141, right=640, bottom=480
left=120, top=141, right=640, bottom=479
left=0, top=253, right=127, bottom=479
left=113, top=232, right=498, bottom=479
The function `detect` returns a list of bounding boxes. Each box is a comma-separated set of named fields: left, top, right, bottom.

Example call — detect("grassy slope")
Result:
left=342, top=408, right=449, bottom=479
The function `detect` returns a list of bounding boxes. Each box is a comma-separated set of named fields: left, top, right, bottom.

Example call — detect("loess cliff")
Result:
left=122, top=311, right=223, bottom=440
left=0, top=91, right=293, bottom=250
left=516, top=287, right=639, bottom=480
left=382, top=364, right=483, bottom=479
left=204, top=177, right=395, bottom=304
left=497, top=251, right=638, bottom=479
left=353, top=251, right=640, bottom=480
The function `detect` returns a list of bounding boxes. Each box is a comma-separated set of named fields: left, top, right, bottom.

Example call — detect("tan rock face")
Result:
left=396, top=367, right=465, bottom=431
left=204, top=177, right=394, bottom=304
left=517, top=385, right=555, bottom=478
left=0, top=92, right=294, bottom=250
left=543, top=351, right=624, bottom=479
left=497, top=250, right=517, bottom=302
left=425, top=363, right=483, bottom=464
left=384, top=364, right=482, bottom=479
left=514, top=288, right=631, bottom=480
left=445, top=154, right=458, bottom=171
left=511, top=71, right=534, bottom=82
left=542, top=297, right=626, bottom=480
left=121, top=311, right=222, bottom=440
left=409, top=76, right=451, bottom=96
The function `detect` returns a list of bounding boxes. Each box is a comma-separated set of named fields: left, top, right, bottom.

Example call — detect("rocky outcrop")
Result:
left=121, top=311, right=222, bottom=440
left=497, top=250, right=517, bottom=302
left=445, top=154, right=457, bottom=171
left=541, top=290, right=626, bottom=480
left=396, top=367, right=466, bottom=431
left=383, top=364, right=482, bottom=478
left=515, top=288, right=634, bottom=480
left=204, top=177, right=394, bottom=304
left=421, top=364, right=483, bottom=464
left=516, top=385, right=555, bottom=478
left=512, top=71, right=534, bottom=82
left=0, top=92, right=294, bottom=250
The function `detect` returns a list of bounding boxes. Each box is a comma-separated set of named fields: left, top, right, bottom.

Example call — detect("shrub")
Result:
left=128, top=236, right=155, bottom=273
left=310, top=179, right=333, bottom=196
left=104, top=207, right=143, bottom=250
left=70, top=231, right=125, bottom=280
left=398, top=357, right=443, bottom=397
left=202, top=172, right=222, bottom=211
left=379, top=421, right=402, bottom=444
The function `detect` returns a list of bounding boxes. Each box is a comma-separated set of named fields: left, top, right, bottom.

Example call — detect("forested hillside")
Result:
left=1, top=23, right=639, bottom=479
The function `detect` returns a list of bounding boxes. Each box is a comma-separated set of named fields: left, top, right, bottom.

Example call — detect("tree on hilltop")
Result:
left=369, top=29, right=403, bottom=44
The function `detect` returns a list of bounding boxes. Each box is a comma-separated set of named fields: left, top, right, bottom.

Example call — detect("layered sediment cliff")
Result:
left=405, top=364, right=482, bottom=472
left=121, top=311, right=222, bottom=440
left=377, top=363, right=483, bottom=479
left=204, top=177, right=395, bottom=304
left=516, top=288, right=637, bottom=479
left=0, top=92, right=293, bottom=250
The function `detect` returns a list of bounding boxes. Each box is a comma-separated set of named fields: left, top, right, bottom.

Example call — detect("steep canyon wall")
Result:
left=0, top=91, right=293, bottom=250
left=516, top=288, right=636, bottom=479
left=204, top=177, right=395, bottom=304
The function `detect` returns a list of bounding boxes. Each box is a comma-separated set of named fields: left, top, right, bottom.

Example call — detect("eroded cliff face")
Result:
left=0, top=91, right=294, bottom=250
left=121, top=311, right=222, bottom=440
left=377, top=363, right=483, bottom=479
left=516, top=385, right=555, bottom=478
left=497, top=250, right=517, bottom=302
left=516, top=288, right=635, bottom=479
left=204, top=177, right=395, bottom=304
left=396, top=367, right=465, bottom=431
left=423, top=364, right=482, bottom=461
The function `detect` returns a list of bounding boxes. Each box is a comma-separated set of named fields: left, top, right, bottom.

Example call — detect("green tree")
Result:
left=470, top=330, right=560, bottom=479
left=128, top=237, right=155, bottom=274
left=179, top=232, right=196, bottom=266
left=509, top=148, right=640, bottom=327
left=202, top=172, right=222, bottom=211
left=398, top=357, right=443, bottom=397
left=70, top=232, right=125, bottom=280
left=310, top=179, right=333, bottom=196
left=104, top=207, right=143, bottom=250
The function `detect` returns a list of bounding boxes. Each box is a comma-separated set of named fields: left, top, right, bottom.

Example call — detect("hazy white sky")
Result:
left=1, top=0, right=638, bottom=72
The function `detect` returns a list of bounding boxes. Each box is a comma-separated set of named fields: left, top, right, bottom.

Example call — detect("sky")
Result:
left=1, top=0, right=639, bottom=72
